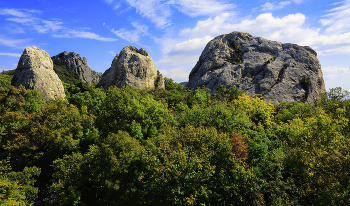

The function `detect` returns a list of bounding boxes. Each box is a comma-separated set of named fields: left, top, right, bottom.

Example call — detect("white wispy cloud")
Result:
left=0, top=8, right=30, bottom=17
left=42, top=20, right=64, bottom=32
left=157, top=54, right=200, bottom=66
left=180, top=13, right=231, bottom=36
left=320, top=0, right=350, bottom=34
left=32, top=20, right=64, bottom=33
left=314, top=32, right=350, bottom=46
left=108, top=51, right=116, bottom=56
left=0, top=8, right=117, bottom=42
left=110, top=22, right=148, bottom=43
left=0, top=52, right=21, bottom=57
left=159, top=68, right=189, bottom=79
left=125, top=0, right=172, bottom=28
left=0, top=35, right=32, bottom=48
left=5, top=25, right=25, bottom=34
left=180, top=12, right=319, bottom=46
left=170, top=0, right=235, bottom=17
left=310, top=0, right=350, bottom=55
left=6, top=17, right=36, bottom=24
left=323, top=66, right=350, bottom=78
left=157, top=36, right=212, bottom=66
left=291, top=0, right=303, bottom=4
left=122, top=0, right=234, bottom=28
left=322, top=65, right=350, bottom=89
left=0, top=63, right=18, bottom=72
left=52, top=30, right=118, bottom=42
left=262, top=1, right=292, bottom=11
left=317, top=44, right=350, bottom=56
left=172, top=36, right=213, bottom=52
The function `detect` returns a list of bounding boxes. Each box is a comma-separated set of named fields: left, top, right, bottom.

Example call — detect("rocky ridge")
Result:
left=97, top=46, right=165, bottom=90
left=187, top=31, right=326, bottom=104
left=12, top=46, right=66, bottom=100
left=51, top=51, right=102, bottom=85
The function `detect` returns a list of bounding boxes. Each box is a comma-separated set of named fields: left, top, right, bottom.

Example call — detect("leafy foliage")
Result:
left=0, top=158, right=40, bottom=205
left=0, top=74, right=350, bottom=205
left=0, top=74, right=14, bottom=94
left=53, top=62, right=91, bottom=97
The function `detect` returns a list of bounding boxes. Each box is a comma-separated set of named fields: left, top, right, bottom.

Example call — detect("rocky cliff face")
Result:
left=12, top=46, right=66, bottom=100
left=187, top=31, right=326, bottom=104
left=97, top=46, right=165, bottom=90
left=51, top=51, right=102, bottom=85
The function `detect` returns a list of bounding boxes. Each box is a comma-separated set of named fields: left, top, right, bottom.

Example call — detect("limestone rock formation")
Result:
left=12, top=46, right=66, bottom=100
left=187, top=31, right=326, bottom=104
left=97, top=46, right=165, bottom=90
left=51, top=51, right=102, bottom=85
left=155, top=70, right=165, bottom=89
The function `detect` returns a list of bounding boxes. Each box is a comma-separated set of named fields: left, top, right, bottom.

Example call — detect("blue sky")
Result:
left=1, top=0, right=350, bottom=91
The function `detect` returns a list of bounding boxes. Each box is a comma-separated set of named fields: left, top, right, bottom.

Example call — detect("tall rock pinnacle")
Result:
left=12, top=46, right=66, bottom=101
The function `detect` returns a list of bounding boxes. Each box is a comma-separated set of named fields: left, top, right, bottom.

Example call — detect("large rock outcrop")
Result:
left=97, top=46, right=165, bottom=90
left=187, top=31, right=326, bottom=104
left=51, top=51, right=102, bottom=85
left=12, top=46, right=66, bottom=100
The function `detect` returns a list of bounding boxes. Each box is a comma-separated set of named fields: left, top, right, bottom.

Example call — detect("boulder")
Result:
left=97, top=46, right=165, bottom=90
left=51, top=51, right=102, bottom=85
left=12, top=46, right=66, bottom=101
left=187, top=31, right=326, bottom=104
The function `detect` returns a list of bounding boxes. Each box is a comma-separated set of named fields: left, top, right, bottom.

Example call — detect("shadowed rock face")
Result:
left=12, top=46, right=66, bottom=101
left=97, top=46, right=165, bottom=90
left=187, top=31, right=326, bottom=104
left=51, top=51, right=102, bottom=85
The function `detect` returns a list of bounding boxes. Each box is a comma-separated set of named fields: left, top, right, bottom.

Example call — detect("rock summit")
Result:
left=51, top=51, right=102, bottom=85
left=187, top=31, right=326, bottom=104
left=97, top=46, right=165, bottom=90
left=12, top=46, right=66, bottom=101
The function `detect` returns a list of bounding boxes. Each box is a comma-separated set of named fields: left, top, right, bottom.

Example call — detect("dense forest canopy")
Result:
left=0, top=66, right=350, bottom=205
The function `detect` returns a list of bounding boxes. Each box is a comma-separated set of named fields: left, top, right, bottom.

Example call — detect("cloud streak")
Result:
left=0, top=52, right=21, bottom=57
left=180, top=12, right=320, bottom=46
left=159, top=68, right=189, bottom=80
left=0, top=8, right=117, bottom=42
left=110, top=22, right=148, bottom=43
left=170, top=0, right=235, bottom=17
left=0, top=8, right=33, bottom=17
left=122, top=0, right=235, bottom=28
left=320, top=0, right=350, bottom=34
left=52, top=30, right=117, bottom=42
left=0, top=35, right=32, bottom=48
left=125, top=0, right=172, bottom=28
left=262, top=1, right=292, bottom=11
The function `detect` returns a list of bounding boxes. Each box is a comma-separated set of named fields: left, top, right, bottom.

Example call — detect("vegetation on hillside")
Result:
left=52, top=62, right=91, bottom=97
left=0, top=70, right=350, bottom=205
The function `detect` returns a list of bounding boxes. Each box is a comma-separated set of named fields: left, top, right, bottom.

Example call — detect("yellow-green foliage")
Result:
left=0, top=159, right=40, bottom=205
left=232, top=94, right=275, bottom=129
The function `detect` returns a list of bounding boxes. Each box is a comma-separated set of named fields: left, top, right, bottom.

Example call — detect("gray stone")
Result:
left=179, top=82, right=188, bottom=87
left=12, top=46, right=66, bottom=100
left=155, top=70, right=165, bottom=89
left=187, top=31, right=326, bottom=104
left=97, top=46, right=165, bottom=90
left=51, top=51, right=102, bottom=85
